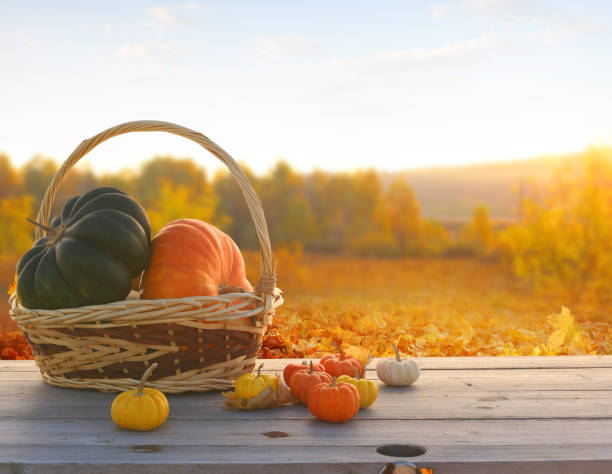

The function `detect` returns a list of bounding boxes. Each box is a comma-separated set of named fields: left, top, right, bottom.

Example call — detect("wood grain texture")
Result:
left=5, top=365, right=612, bottom=387
left=4, top=355, right=612, bottom=371
left=1, top=358, right=612, bottom=474
left=2, top=418, right=612, bottom=446
left=1, top=382, right=610, bottom=420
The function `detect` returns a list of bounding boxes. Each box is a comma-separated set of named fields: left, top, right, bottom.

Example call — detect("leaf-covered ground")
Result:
left=251, top=254, right=611, bottom=358
left=1, top=254, right=610, bottom=360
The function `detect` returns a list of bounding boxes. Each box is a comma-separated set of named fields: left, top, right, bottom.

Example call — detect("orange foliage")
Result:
left=0, top=330, right=32, bottom=360
left=2, top=252, right=610, bottom=361
left=253, top=254, right=610, bottom=359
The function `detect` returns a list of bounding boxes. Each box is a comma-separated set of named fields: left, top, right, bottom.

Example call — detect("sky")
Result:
left=1, top=0, right=611, bottom=175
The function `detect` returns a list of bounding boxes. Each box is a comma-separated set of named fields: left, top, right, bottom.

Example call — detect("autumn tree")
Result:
left=305, top=170, right=336, bottom=250
left=420, top=219, right=450, bottom=256
left=146, top=180, right=219, bottom=235
left=136, top=156, right=221, bottom=235
left=460, top=205, right=494, bottom=255
left=0, top=152, right=466, bottom=259
left=308, top=170, right=386, bottom=253
left=21, top=155, right=100, bottom=218
left=213, top=163, right=260, bottom=249
left=0, top=195, right=34, bottom=255
left=348, top=170, right=384, bottom=236
left=21, top=156, right=57, bottom=207
left=257, top=161, right=317, bottom=246
left=500, top=147, right=612, bottom=298
left=137, top=156, right=208, bottom=207
left=98, top=168, right=138, bottom=197
left=383, top=177, right=422, bottom=256
left=0, top=153, right=20, bottom=200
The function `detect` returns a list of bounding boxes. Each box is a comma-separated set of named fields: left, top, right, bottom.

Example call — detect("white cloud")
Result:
left=251, top=36, right=321, bottom=58
left=431, top=0, right=602, bottom=36
left=338, top=35, right=505, bottom=71
left=182, top=2, right=205, bottom=9
left=16, top=25, right=34, bottom=45
left=116, top=41, right=179, bottom=59
left=146, top=3, right=205, bottom=28
left=147, top=6, right=190, bottom=27
left=431, top=0, right=512, bottom=19
left=378, top=35, right=503, bottom=62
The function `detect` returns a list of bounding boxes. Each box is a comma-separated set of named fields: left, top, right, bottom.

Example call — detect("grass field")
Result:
left=2, top=252, right=611, bottom=359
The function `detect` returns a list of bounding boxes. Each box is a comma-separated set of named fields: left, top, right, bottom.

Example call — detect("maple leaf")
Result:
left=459, top=320, right=474, bottom=345
left=547, top=306, right=582, bottom=351
left=355, top=311, right=387, bottom=333
left=342, top=344, right=373, bottom=366
left=222, top=380, right=293, bottom=410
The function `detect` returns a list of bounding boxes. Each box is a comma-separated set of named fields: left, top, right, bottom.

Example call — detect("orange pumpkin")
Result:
left=283, top=360, right=325, bottom=385
left=289, top=361, right=332, bottom=404
left=307, top=378, right=360, bottom=423
left=142, top=219, right=252, bottom=299
left=320, top=342, right=364, bottom=378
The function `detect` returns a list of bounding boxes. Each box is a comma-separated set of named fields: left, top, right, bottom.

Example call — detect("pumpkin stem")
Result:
left=26, top=218, right=64, bottom=244
left=137, top=363, right=157, bottom=396
left=256, top=363, right=264, bottom=378
left=391, top=342, right=402, bottom=362
left=309, top=360, right=314, bottom=375
left=353, top=367, right=360, bottom=380
left=331, top=340, right=345, bottom=359
left=330, top=377, right=337, bottom=388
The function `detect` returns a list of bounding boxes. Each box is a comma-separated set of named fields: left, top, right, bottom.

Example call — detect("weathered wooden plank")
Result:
left=1, top=445, right=397, bottom=474
left=2, top=358, right=612, bottom=473
left=4, top=460, right=608, bottom=474
left=2, top=418, right=612, bottom=447
left=414, top=355, right=612, bottom=370
left=3, top=355, right=612, bottom=372
left=3, top=366, right=612, bottom=393
left=2, top=364, right=612, bottom=422
left=1, top=442, right=611, bottom=474
left=1, top=383, right=611, bottom=420
left=5, top=369, right=611, bottom=395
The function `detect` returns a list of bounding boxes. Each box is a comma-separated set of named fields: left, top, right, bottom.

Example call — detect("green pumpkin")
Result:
left=16, top=187, right=151, bottom=309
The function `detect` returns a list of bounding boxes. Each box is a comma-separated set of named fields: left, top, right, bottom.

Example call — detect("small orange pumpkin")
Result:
left=142, top=218, right=252, bottom=299
left=283, top=360, right=325, bottom=385
left=307, top=378, right=360, bottom=423
left=320, top=341, right=364, bottom=378
left=289, top=361, right=332, bottom=404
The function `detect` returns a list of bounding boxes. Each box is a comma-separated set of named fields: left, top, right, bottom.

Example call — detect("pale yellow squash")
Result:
left=376, top=342, right=420, bottom=386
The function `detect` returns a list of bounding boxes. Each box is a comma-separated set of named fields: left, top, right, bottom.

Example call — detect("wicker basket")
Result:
left=9, top=120, right=282, bottom=393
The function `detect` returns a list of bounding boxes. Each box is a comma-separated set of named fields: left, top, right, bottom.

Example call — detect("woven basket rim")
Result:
left=10, top=291, right=267, bottom=313
left=9, top=289, right=283, bottom=327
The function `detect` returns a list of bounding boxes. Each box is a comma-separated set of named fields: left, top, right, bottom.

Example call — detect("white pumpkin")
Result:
left=376, top=343, right=420, bottom=386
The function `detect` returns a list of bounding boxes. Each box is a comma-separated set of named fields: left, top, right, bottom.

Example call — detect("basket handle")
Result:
left=35, top=120, right=276, bottom=298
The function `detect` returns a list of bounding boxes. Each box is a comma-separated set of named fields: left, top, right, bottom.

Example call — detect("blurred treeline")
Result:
left=0, top=153, right=492, bottom=258
left=1, top=147, right=612, bottom=297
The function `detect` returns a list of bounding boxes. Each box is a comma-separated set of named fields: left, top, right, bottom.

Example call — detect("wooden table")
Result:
left=2, top=356, right=612, bottom=473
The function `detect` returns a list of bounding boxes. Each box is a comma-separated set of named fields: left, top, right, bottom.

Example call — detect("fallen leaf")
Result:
left=342, top=344, right=373, bottom=367
left=548, top=306, right=581, bottom=350
left=223, top=379, right=293, bottom=410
